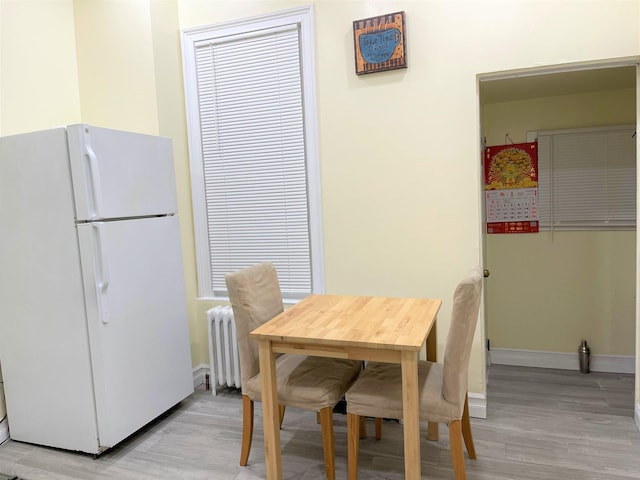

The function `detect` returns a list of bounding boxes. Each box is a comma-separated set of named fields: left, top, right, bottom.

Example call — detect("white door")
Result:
left=67, top=124, right=178, bottom=221
left=77, top=215, right=193, bottom=449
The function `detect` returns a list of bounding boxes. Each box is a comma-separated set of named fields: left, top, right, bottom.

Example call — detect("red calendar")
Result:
left=484, top=142, right=539, bottom=234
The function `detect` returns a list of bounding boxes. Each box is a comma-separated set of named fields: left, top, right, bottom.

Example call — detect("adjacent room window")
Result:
left=182, top=6, right=324, bottom=300
left=536, top=125, right=636, bottom=230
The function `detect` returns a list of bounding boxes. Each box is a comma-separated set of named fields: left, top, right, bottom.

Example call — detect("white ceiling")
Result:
left=479, top=66, right=636, bottom=104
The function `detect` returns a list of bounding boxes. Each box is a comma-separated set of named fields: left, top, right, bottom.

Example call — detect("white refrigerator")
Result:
left=0, top=124, right=194, bottom=454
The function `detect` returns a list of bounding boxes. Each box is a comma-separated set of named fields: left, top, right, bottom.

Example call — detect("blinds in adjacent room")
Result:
left=193, top=24, right=312, bottom=298
left=536, top=125, right=636, bottom=230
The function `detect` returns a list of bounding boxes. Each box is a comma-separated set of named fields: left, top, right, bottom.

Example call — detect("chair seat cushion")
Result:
left=245, top=354, right=361, bottom=411
left=346, top=361, right=461, bottom=423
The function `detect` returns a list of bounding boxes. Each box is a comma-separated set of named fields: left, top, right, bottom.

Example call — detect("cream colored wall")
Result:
left=73, top=0, right=159, bottom=134
left=1, top=1, right=638, bottom=403
left=483, top=89, right=636, bottom=356
left=0, top=0, right=81, bottom=135
left=487, top=232, right=636, bottom=354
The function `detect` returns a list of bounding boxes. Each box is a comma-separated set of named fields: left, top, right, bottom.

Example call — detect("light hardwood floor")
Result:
left=0, top=365, right=637, bottom=480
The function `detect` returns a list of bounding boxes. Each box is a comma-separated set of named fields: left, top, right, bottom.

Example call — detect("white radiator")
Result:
left=206, top=306, right=241, bottom=396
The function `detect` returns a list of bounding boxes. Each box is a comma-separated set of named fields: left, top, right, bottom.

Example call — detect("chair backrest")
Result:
left=225, top=262, right=284, bottom=392
left=442, top=268, right=483, bottom=409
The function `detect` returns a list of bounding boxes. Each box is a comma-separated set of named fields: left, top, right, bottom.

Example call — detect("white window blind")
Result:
left=537, top=126, right=636, bottom=230
left=194, top=25, right=312, bottom=298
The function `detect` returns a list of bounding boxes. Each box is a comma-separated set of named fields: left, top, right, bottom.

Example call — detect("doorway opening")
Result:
left=478, top=60, right=638, bottom=420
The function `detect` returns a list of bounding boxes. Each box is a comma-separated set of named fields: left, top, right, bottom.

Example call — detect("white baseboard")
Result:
left=0, top=417, right=8, bottom=445
left=490, top=348, right=635, bottom=374
left=192, top=364, right=209, bottom=388
left=635, top=403, right=640, bottom=432
left=468, top=392, right=486, bottom=419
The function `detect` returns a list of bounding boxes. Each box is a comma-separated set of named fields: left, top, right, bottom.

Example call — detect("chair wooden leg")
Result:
left=461, top=393, right=476, bottom=459
left=319, top=407, right=336, bottom=480
left=347, top=413, right=360, bottom=480
left=427, top=421, right=439, bottom=441
left=449, top=420, right=467, bottom=480
left=279, top=404, right=286, bottom=429
left=358, top=415, right=366, bottom=439
left=240, top=395, right=254, bottom=466
left=374, top=417, right=382, bottom=440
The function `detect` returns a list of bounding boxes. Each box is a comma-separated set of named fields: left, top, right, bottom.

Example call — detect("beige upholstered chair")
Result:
left=345, top=269, right=483, bottom=480
left=225, top=262, right=362, bottom=480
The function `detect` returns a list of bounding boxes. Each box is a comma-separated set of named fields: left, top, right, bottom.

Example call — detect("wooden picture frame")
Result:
left=353, top=11, right=407, bottom=75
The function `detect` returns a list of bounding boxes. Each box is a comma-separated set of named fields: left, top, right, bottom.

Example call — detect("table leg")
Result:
left=401, top=350, right=421, bottom=480
left=426, top=319, right=437, bottom=362
left=258, top=340, right=282, bottom=480
left=426, top=320, right=439, bottom=441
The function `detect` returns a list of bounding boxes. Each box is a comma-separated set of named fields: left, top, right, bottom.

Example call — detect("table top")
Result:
left=251, top=294, right=441, bottom=351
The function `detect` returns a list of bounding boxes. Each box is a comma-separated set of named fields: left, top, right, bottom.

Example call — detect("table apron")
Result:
left=271, top=342, right=406, bottom=363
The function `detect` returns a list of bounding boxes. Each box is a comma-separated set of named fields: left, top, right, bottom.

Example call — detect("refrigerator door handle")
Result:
left=85, top=139, right=104, bottom=219
left=92, top=223, right=110, bottom=324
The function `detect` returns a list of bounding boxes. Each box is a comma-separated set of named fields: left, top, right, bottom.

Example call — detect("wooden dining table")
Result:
left=250, top=294, right=442, bottom=480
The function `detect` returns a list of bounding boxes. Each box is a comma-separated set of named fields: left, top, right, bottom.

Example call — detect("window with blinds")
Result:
left=182, top=6, right=323, bottom=300
left=536, top=125, right=636, bottom=230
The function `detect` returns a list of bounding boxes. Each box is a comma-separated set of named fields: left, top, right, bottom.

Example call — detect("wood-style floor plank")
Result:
left=0, top=365, right=637, bottom=479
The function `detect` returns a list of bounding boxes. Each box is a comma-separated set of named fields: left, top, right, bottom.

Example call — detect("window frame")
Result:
left=181, top=5, right=324, bottom=301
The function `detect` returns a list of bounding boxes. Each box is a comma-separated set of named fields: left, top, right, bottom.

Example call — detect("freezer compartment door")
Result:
left=67, top=124, right=178, bottom=221
left=77, top=215, right=194, bottom=449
